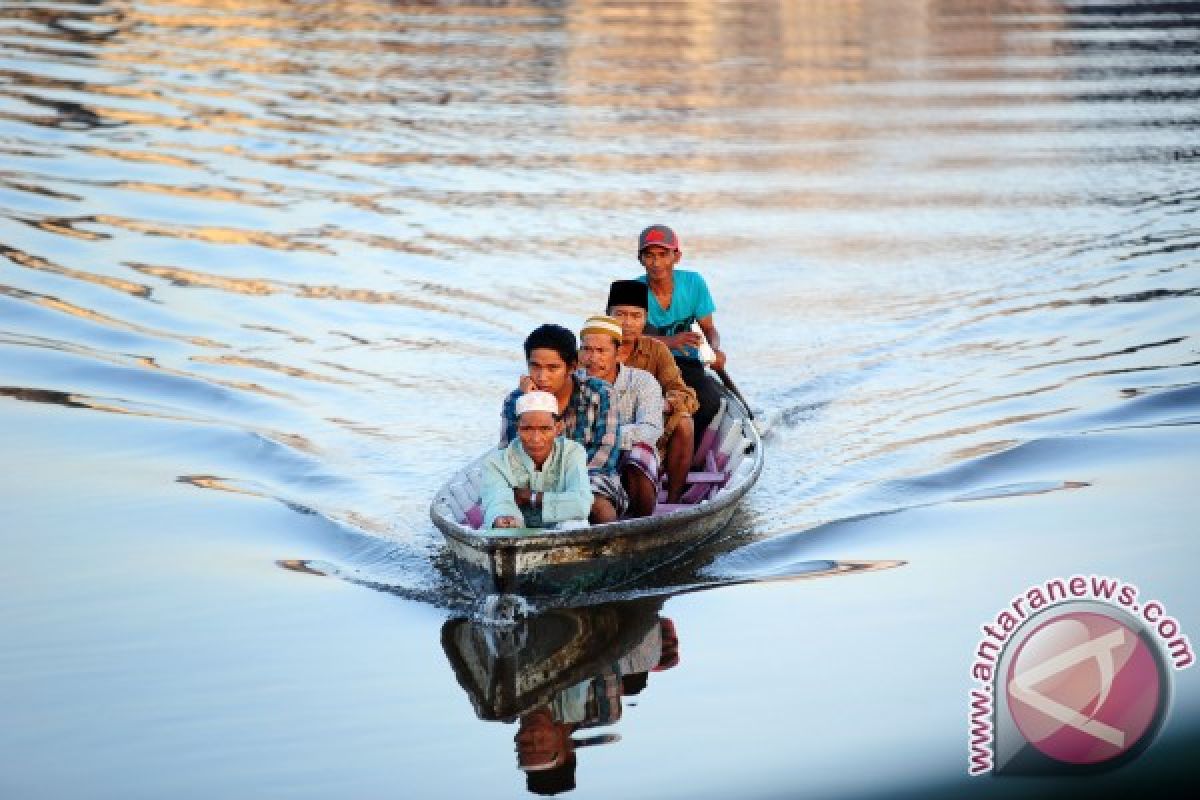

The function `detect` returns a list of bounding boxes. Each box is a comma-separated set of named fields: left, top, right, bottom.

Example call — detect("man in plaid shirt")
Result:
left=500, top=324, right=626, bottom=523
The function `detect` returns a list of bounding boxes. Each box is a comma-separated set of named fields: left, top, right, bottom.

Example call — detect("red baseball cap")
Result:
left=638, top=224, right=681, bottom=254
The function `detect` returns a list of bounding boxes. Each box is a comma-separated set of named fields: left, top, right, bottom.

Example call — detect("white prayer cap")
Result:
left=580, top=314, right=623, bottom=344
left=515, top=391, right=558, bottom=417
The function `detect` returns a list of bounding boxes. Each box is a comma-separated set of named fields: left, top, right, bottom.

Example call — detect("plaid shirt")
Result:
left=500, top=374, right=621, bottom=476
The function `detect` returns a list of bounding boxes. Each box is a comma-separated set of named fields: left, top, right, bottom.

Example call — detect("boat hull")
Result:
left=438, top=502, right=741, bottom=597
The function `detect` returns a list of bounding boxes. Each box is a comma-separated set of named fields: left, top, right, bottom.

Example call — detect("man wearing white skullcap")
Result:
left=499, top=323, right=626, bottom=524
left=481, top=391, right=592, bottom=529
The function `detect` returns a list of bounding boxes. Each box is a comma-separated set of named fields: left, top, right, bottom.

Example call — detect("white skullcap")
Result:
left=515, top=391, right=558, bottom=416
left=580, top=314, right=623, bottom=344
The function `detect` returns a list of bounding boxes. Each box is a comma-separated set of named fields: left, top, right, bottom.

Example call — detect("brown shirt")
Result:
left=622, top=336, right=699, bottom=446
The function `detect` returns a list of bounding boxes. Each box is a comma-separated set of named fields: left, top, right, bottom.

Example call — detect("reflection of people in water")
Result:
left=515, top=708, right=578, bottom=795
left=514, top=616, right=681, bottom=795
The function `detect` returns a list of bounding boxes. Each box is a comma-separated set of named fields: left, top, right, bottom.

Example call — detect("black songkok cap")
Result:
left=607, top=280, right=649, bottom=311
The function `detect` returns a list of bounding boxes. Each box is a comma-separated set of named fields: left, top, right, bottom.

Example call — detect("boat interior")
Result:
left=436, top=397, right=757, bottom=531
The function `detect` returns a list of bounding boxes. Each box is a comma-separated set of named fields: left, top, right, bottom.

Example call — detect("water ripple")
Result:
left=1, top=0, right=1197, bottom=594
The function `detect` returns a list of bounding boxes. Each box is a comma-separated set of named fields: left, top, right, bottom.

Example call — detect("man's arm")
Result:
left=540, top=442, right=593, bottom=524
left=481, top=450, right=523, bottom=528
left=697, top=314, right=725, bottom=370
left=498, top=390, right=518, bottom=447
left=650, top=341, right=699, bottom=416
left=645, top=330, right=703, bottom=351
left=583, top=383, right=622, bottom=474
left=619, top=371, right=664, bottom=450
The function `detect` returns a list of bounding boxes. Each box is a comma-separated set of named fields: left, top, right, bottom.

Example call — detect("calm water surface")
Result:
left=1, top=1, right=1198, bottom=798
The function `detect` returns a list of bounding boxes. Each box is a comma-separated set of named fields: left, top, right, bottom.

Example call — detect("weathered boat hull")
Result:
left=439, top=501, right=742, bottom=597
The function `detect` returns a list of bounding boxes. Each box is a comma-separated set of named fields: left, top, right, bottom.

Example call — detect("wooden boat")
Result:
left=430, top=384, right=764, bottom=600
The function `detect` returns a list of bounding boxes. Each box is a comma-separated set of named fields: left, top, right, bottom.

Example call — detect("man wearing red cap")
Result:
left=634, top=224, right=726, bottom=442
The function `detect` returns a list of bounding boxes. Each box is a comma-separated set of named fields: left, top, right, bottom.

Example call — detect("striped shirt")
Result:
left=500, top=374, right=621, bottom=476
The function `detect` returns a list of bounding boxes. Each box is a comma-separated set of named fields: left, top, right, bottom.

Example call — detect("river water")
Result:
left=1, top=1, right=1198, bottom=797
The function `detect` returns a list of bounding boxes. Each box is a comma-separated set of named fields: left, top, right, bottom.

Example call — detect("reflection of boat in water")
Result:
left=441, top=598, right=669, bottom=722
left=442, top=598, right=680, bottom=795
left=430, top=384, right=764, bottom=599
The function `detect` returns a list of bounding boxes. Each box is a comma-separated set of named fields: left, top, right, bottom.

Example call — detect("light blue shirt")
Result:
left=481, top=436, right=592, bottom=529
left=637, top=270, right=716, bottom=360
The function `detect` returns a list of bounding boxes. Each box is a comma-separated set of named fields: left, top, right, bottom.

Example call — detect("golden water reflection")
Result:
left=2, top=0, right=1192, bottom=564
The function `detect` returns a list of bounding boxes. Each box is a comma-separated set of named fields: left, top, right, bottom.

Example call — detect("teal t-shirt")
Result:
left=636, top=270, right=716, bottom=360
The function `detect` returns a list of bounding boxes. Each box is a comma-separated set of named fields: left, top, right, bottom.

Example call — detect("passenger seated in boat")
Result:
left=500, top=324, right=627, bottom=524
left=633, top=225, right=726, bottom=448
left=579, top=314, right=663, bottom=518
left=482, top=391, right=591, bottom=530
left=607, top=279, right=699, bottom=504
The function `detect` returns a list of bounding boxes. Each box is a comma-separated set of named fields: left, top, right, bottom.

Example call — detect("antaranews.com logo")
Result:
left=967, top=574, right=1193, bottom=775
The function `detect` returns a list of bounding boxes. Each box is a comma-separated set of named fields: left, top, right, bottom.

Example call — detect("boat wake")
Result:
left=278, top=548, right=904, bottom=622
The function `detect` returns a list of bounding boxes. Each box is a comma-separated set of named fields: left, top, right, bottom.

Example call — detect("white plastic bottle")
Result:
left=691, top=322, right=717, bottom=365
